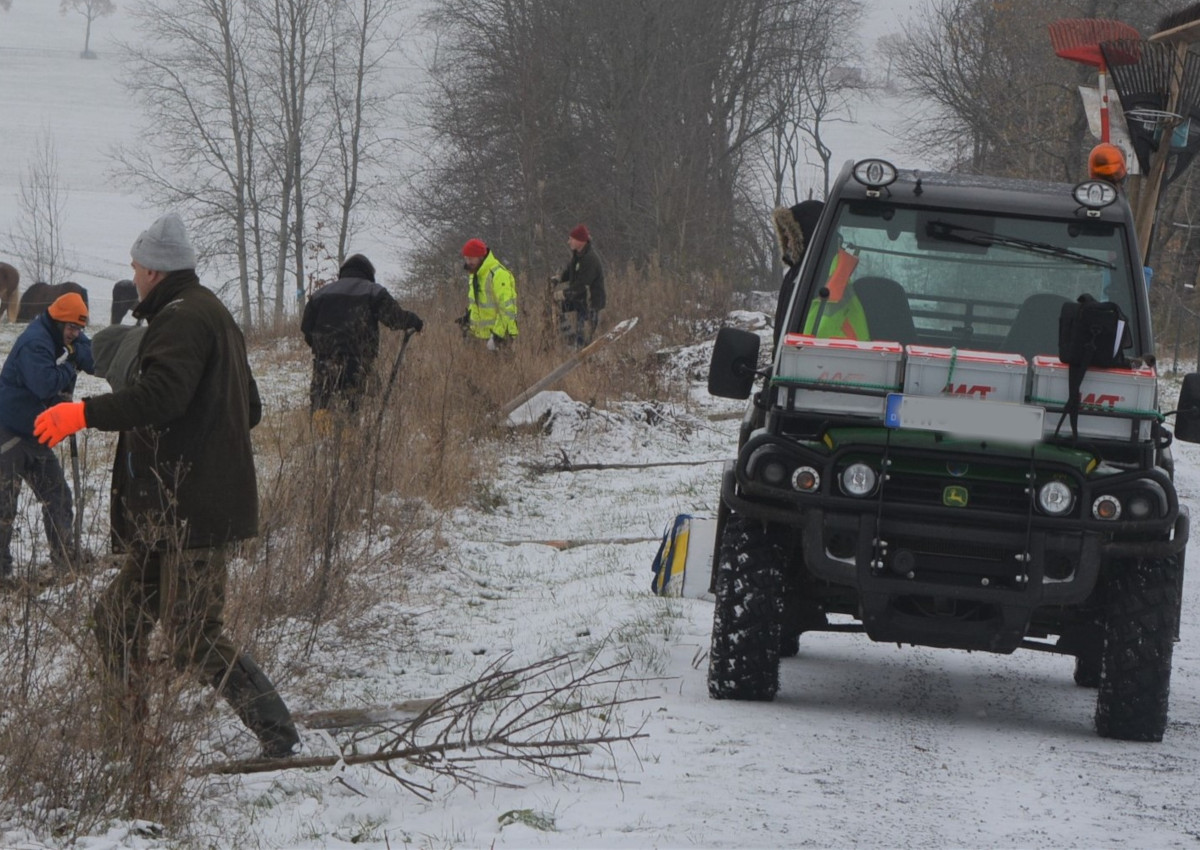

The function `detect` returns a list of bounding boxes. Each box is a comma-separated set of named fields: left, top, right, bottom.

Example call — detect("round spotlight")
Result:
left=1092, top=494, right=1122, bottom=521
left=1037, top=480, right=1075, bottom=516
left=1126, top=493, right=1154, bottom=520
left=761, top=460, right=788, bottom=487
left=840, top=463, right=878, bottom=497
left=792, top=466, right=820, bottom=493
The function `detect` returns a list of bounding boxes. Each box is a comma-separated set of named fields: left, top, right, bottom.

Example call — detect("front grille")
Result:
left=883, top=473, right=1031, bottom=513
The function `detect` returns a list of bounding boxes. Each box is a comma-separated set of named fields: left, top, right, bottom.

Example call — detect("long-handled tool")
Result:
left=69, top=433, right=82, bottom=566
left=1049, top=18, right=1141, bottom=142
left=368, top=327, right=416, bottom=528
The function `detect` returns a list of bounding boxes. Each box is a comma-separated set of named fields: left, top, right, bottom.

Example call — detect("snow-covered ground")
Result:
left=10, top=3, right=1200, bottom=849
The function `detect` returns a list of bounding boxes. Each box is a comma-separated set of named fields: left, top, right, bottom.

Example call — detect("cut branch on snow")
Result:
left=485, top=537, right=660, bottom=550
left=195, top=654, right=654, bottom=789
left=521, top=447, right=724, bottom=474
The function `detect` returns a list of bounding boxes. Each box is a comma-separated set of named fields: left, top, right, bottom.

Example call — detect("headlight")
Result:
left=1092, top=494, right=1121, bottom=521
left=840, top=463, right=878, bottom=497
left=792, top=466, right=820, bottom=493
left=1037, top=480, right=1075, bottom=516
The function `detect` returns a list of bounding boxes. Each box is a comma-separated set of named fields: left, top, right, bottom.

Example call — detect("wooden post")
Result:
left=499, top=317, right=639, bottom=419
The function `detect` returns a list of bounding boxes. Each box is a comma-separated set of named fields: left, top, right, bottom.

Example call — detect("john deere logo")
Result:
left=943, top=485, right=969, bottom=507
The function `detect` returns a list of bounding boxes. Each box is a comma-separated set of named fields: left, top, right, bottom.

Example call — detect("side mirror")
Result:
left=1174, top=373, right=1200, bottom=443
left=708, top=327, right=761, bottom=399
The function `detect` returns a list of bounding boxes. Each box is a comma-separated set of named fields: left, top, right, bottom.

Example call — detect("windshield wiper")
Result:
left=926, top=221, right=1116, bottom=269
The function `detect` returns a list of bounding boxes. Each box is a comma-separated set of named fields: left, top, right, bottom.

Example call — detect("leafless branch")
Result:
left=196, top=653, right=655, bottom=792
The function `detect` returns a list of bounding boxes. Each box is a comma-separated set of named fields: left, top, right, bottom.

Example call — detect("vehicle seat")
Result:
left=855, top=276, right=917, bottom=345
left=1002, top=293, right=1070, bottom=360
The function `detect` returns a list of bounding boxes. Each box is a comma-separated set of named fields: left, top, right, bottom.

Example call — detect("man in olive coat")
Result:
left=34, top=212, right=300, bottom=759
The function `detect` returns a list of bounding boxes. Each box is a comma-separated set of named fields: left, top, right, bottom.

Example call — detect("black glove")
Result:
left=408, top=314, right=424, bottom=333
left=454, top=312, right=469, bottom=327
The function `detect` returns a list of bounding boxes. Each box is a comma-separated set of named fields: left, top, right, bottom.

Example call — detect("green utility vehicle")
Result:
left=707, top=158, right=1200, bottom=741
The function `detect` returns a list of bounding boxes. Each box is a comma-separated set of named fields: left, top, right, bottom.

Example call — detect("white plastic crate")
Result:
left=1031, top=356, right=1158, bottom=441
left=903, top=346, right=1028, bottom=403
left=775, top=334, right=903, bottom=418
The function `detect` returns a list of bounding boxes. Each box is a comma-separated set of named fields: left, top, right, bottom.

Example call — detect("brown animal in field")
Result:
left=0, top=263, right=19, bottom=323
left=15, top=281, right=89, bottom=322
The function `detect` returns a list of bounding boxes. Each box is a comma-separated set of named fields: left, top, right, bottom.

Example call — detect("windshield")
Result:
left=790, top=202, right=1141, bottom=360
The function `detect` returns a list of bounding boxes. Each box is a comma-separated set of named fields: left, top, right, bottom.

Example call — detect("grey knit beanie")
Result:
left=130, top=212, right=197, bottom=272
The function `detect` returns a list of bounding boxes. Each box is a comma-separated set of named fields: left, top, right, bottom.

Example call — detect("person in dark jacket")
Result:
left=0, top=292, right=95, bottom=579
left=551, top=224, right=606, bottom=348
left=300, top=253, right=423, bottom=415
left=33, top=212, right=300, bottom=759
left=772, top=200, right=825, bottom=349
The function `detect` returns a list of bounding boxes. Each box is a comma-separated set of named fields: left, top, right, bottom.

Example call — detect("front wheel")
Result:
left=1094, top=554, right=1183, bottom=742
left=1073, top=653, right=1101, bottom=688
left=708, top=513, right=784, bottom=700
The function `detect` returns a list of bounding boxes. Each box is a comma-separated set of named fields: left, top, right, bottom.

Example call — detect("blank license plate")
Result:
left=885, top=393, right=1044, bottom=443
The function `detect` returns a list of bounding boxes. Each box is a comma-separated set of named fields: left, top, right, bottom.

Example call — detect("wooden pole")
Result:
left=499, top=317, right=638, bottom=419
left=1133, top=16, right=1200, bottom=264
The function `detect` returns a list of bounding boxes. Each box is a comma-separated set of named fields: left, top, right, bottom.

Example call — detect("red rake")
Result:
left=1049, top=18, right=1142, bottom=142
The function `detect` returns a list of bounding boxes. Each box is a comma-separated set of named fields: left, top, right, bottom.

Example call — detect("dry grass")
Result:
left=0, top=263, right=732, bottom=839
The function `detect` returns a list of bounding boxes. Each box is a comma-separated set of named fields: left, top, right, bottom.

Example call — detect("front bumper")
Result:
left=720, top=463, right=1189, bottom=652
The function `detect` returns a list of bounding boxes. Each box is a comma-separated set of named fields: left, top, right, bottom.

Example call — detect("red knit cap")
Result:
left=461, top=238, right=488, bottom=258
left=569, top=224, right=590, bottom=242
left=48, top=292, right=89, bottom=326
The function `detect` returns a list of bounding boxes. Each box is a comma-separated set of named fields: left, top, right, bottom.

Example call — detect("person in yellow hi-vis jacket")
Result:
left=458, top=238, right=518, bottom=349
left=802, top=247, right=870, bottom=340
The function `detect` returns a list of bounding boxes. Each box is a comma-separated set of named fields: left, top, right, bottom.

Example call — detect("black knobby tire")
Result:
left=708, top=514, right=784, bottom=700
left=1094, top=554, right=1182, bottom=742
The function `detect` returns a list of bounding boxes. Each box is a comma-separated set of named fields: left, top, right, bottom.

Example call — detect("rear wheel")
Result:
left=1094, top=554, right=1182, bottom=742
left=708, top=514, right=784, bottom=700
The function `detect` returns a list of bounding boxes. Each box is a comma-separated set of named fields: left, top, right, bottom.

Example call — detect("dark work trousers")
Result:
left=0, top=424, right=73, bottom=574
left=92, top=544, right=298, bottom=755
left=310, top=354, right=368, bottom=413
left=561, top=307, right=599, bottom=349
left=94, top=545, right=243, bottom=685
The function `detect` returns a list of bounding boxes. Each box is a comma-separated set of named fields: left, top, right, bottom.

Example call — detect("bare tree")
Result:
left=253, top=0, right=332, bottom=322
left=8, top=132, right=71, bottom=285
left=890, top=0, right=1176, bottom=179
left=116, top=0, right=407, bottom=326
left=115, top=0, right=269, bottom=326
left=324, top=0, right=407, bottom=269
left=60, top=0, right=115, bottom=58
left=754, top=0, right=863, bottom=285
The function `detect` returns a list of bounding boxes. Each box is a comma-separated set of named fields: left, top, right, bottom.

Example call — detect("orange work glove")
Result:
left=34, top=401, right=87, bottom=448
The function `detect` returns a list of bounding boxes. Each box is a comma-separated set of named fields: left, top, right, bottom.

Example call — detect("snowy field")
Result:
left=10, top=2, right=1200, bottom=850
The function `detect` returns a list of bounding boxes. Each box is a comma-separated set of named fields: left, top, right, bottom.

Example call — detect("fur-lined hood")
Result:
left=772, top=200, right=825, bottom=266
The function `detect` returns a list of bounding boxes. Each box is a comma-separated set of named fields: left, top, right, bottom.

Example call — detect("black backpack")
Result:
left=1056, top=293, right=1131, bottom=439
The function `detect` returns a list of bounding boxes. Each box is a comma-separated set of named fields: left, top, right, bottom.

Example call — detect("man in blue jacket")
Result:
left=0, top=292, right=94, bottom=579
